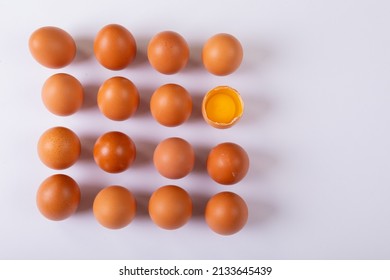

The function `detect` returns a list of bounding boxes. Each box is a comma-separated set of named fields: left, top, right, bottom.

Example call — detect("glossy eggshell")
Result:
left=150, top=83, right=192, bottom=127
left=37, top=127, right=81, bottom=169
left=94, top=24, right=137, bottom=70
left=149, top=185, right=192, bottom=230
left=205, top=192, right=248, bottom=235
left=207, top=142, right=249, bottom=185
left=29, top=26, right=76, bottom=68
left=36, top=174, right=80, bottom=221
left=153, top=137, right=194, bottom=179
left=202, top=33, right=243, bottom=76
left=93, top=186, right=137, bottom=229
left=42, top=73, right=84, bottom=116
left=97, top=76, right=139, bottom=121
left=147, top=31, right=189, bottom=74
left=93, top=131, right=136, bottom=173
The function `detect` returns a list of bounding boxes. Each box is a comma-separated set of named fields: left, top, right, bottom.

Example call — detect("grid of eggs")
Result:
left=30, top=24, right=249, bottom=235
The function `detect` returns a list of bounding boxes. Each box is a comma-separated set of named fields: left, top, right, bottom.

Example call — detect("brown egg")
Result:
left=42, top=73, right=84, bottom=116
left=153, top=137, right=194, bottom=179
left=202, top=86, right=244, bottom=129
left=147, top=31, right=189, bottom=74
left=29, top=26, right=76, bottom=68
left=36, top=174, right=80, bottom=221
left=202, top=33, right=243, bottom=76
left=150, top=83, right=192, bottom=127
left=149, top=185, right=192, bottom=230
left=205, top=192, right=248, bottom=235
left=97, top=77, right=139, bottom=121
left=93, top=131, right=136, bottom=173
left=37, top=127, right=81, bottom=169
left=207, top=142, right=249, bottom=185
left=94, top=24, right=137, bottom=70
left=93, top=186, right=137, bottom=229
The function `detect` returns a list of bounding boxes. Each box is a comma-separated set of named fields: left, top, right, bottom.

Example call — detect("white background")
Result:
left=0, top=0, right=389, bottom=259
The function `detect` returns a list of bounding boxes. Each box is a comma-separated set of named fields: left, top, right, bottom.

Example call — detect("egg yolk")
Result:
left=204, top=87, right=243, bottom=124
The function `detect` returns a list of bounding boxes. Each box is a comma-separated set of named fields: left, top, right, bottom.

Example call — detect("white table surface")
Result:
left=1, top=0, right=390, bottom=259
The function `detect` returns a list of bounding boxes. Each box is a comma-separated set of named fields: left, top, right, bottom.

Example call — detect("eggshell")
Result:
left=205, top=192, right=248, bottom=235
left=94, top=24, right=137, bottom=70
left=153, top=137, right=194, bottom=179
left=149, top=185, right=192, bottom=230
left=93, top=186, right=137, bottom=229
left=42, top=73, right=84, bottom=116
left=207, top=142, right=249, bottom=185
left=147, top=31, right=189, bottom=74
left=150, top=83, right=192, bottom=127
left=202, top=33, right=243, bottom=76
left=29, top=26, right=76, bottom=68
left=37, top=127, right=81, bottom=169
left=36, top=174, right=80, bottom=221
left=97, top=76, right=139, bottom=121
left=202, top=86, right=244, bottom=129
left=93, top=131, right=136, bottom=173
